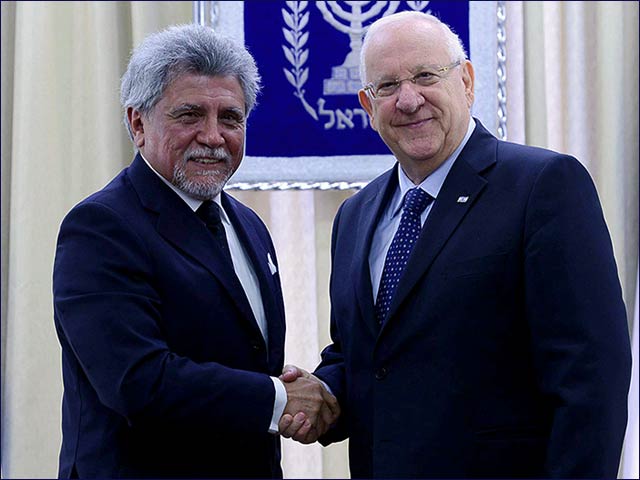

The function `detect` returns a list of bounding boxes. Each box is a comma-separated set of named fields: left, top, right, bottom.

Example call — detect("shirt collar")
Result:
left=139, top=153, right=227, bottom=220
left=390, top=117, right=475, bottom=218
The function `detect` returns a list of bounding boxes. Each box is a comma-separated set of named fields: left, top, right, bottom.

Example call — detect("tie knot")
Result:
left=403, top=188, right=432, bottom=216
left=196, top=200, right=223, bottom=228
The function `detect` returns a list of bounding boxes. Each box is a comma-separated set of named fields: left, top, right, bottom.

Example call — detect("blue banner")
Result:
left=244, top=1, right=469, bottom=157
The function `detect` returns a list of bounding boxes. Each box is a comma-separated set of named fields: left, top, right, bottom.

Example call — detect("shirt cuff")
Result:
left=269, top=376, right=287, bottom=434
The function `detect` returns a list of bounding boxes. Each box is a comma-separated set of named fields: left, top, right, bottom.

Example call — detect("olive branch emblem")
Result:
left=282, top=1, right=318, bottom=120
left=406, top=1, right=431, bottom=11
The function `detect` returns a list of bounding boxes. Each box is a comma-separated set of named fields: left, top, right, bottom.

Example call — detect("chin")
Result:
left=400, top=144, right=439, bottom=161
left=174, top=175, right=228, bottom=200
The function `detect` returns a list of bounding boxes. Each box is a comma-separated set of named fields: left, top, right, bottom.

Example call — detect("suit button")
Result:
left=251, top=341, right=262, bottom=351
left=375, top=367, right=388, bottom=380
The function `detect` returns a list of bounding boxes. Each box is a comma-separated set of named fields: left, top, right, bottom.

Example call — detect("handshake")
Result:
left=279, top=365, right=340, bottom=444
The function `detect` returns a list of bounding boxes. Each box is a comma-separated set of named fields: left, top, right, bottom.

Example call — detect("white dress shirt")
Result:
left=140, top=155, right=286, bottom=434
left=369, top=118, right=476, bottom=300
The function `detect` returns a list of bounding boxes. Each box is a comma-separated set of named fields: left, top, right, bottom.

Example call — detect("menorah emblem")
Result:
left=316, top=1, right=400, bottom=95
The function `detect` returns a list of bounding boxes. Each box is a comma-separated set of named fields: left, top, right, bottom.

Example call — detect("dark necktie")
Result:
left=375, top=187, right=433, bottom=326
left=196, top=200, right=233, bottom=266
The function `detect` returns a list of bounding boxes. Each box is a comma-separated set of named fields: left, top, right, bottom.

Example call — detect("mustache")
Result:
left=183, top=147, right=231, bottom=163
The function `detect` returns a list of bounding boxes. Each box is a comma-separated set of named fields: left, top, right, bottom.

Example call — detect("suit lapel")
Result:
left=381, top=122, right=497, bottom=332
left=352, top=169, right=399, bottom=337
left=127, top=155, right=258, bottom=330
left=223, top=193, right=285, bottom=371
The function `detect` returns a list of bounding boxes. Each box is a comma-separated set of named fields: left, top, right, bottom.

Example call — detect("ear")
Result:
left=461, top=60, right=475, bottom=108
left=127, top=107, right=146, bottom=148
left=358, top=89, right=377, bottom=131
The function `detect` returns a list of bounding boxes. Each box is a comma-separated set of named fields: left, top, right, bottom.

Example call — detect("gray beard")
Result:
left=172, top=166, right=231, bottom=201
left=172, top=147, right=233, bottom=200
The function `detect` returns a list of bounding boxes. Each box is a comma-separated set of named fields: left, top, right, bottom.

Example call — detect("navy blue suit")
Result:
left=53, top=154, right=286, bottom=478
left=315, top=121, right=631, bottom=478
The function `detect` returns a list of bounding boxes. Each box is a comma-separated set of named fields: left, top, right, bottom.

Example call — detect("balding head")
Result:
left=360, top=11, right=467, bottom=86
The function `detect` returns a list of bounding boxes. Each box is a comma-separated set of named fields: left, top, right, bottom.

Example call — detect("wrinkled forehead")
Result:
left=364, top=20, right=450, bottom=78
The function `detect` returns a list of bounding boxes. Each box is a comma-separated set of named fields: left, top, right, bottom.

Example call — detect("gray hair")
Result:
left=360, top=11, right=467, bottom=84
left=120, top=23, right=261, bottom=141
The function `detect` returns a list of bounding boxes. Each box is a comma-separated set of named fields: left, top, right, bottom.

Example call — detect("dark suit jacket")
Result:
left=53, top=154, right=286, bottom=478
left=315, top=121, right=631, bottom=478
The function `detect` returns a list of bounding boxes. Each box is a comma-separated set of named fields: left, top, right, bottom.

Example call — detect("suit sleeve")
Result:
left=53, top=201, right=275, bottom=433
left=314, top=203, right=350, bottom=445
left=523, top=155, right=631, bottom=477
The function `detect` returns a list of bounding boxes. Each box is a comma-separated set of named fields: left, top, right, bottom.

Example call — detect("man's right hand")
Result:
left=279, top=365, right=340, bottom=443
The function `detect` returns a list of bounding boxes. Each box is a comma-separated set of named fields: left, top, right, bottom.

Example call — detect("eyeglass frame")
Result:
left=363, top=59, right=463, bottom=99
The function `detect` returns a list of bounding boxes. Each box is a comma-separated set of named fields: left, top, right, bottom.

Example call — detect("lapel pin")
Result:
left=457, top=196, right=469, bottom=203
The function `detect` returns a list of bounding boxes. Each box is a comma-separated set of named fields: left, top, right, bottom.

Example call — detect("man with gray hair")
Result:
left=280, top=10, right=630, bottom=478
left=53, top=23, right=338, bottom=478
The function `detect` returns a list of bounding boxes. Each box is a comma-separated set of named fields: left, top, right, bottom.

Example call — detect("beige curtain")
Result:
left=1, top=1, right=637, bottom=478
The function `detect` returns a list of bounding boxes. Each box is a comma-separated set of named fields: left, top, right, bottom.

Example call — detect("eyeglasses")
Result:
left=364, top=60, right=462, bottom=99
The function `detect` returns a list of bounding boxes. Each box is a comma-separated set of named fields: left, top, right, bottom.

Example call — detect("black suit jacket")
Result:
left=316, top=121, right=631, bottom=478
left=53, top=154, right=286, bottom=478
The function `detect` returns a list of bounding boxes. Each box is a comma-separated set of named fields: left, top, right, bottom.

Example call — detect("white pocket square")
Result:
left=267, top=252, right=278, bottom=275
